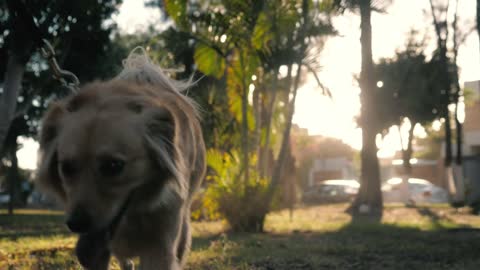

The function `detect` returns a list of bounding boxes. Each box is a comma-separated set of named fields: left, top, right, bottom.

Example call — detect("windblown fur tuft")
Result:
left=116, top=47, right=190, bottom=91
left=115, top=47, right=200, bottom=118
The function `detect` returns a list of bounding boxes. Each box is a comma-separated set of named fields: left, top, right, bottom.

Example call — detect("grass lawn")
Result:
left=1, top=204, right=480, bottom=269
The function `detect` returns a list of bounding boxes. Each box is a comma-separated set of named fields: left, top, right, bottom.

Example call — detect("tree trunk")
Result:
left=253, top=80, right=262, bottom=173
left=396, top=121, right=415, bottom=205
left=1, top=0, right=36, bottom=154
left=259, top=5, right=281, bottom=180
left=0, top=54, right=27, bottom=154
left=455, top=100, right=463, bottom=165
left=263, top=0, right=309, bottom=223
left=259, top=68, right=279, bottom=179
left=452, top=0, right=463, bottom=165
left=349, top=0, right=383, bottom=220
left=7, top=139, right=19, bottom=215
left=267, top=63, right=302, bottom=206
left=444, top=98, right=453, bottom=166
left=240, top=53, right=250, bottom=191
left=402, top=122, right=416, bottom=175
left=429, top=0, right=453, bottom=166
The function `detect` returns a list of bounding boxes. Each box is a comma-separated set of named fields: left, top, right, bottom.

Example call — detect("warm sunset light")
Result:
left=3, top=1, right=480, bottom=268
left=294, top=0, right=479, bottom=154
left=16, top=0, right=478, bottom=170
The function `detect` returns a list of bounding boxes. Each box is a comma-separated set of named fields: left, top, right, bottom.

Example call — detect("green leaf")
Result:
left=226, top=50, right=259, bottom=131
left=164, top=0, right=187, bottom=28
left=194, top=43, right=226, bottom=79
left=206, top=148, right=225, bottom=175
left=318, top=0, right=335, bottom=11
left=252, top=12, right=272, bottom=51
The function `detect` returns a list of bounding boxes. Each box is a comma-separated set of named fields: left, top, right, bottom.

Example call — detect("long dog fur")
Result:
left=36, top=49, right=206, bottom=270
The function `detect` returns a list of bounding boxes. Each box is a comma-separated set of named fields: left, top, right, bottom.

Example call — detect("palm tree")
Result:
left=354, top=0, right=383, bottom=219
left=429, top=0, right=453, bottom=167
left=338, top=0, right=389, bottom=219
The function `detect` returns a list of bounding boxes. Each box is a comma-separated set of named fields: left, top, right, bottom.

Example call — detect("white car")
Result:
left=382, top=177, right=449, bottom=204
left=303, top=179, right=360, bottom=203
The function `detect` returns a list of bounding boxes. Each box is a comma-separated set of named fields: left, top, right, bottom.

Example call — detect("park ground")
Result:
left=1, top=204, right=480, bottom=270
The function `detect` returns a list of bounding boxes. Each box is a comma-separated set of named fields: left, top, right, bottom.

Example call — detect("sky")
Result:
left=16, top=0, right=480, bottom=169
left=293, top=0, right=479, bottom=156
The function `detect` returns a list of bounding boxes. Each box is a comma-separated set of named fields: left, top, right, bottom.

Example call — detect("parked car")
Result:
left=303, top=179, right=360, bottom=204
left=382, top=177, right=448, bottom=204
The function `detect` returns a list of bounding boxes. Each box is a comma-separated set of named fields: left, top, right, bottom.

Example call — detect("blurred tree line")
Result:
left=0, top=0, right=125, bottom=214
left=0, top=0, right=477, bottom=227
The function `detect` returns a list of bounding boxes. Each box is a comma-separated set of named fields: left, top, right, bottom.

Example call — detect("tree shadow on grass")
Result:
left=415, top=206, right=480, bottom=232
left=189, top=223, right=480, bottom=270
left=0, top=212, right=69, bottom=238
left=2, top=209, right=480, bottom=270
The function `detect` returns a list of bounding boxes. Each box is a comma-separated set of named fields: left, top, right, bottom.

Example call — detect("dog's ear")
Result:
left=141, top=104, right=188, bottom=201
left=36, top=102, right=67, bottom=202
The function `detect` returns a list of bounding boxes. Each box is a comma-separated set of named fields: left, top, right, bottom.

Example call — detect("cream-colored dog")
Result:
left=36, top=51, right=206, bottom=270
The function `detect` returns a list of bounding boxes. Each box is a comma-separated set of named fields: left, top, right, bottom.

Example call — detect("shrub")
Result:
left=203, top=148, right=270, bottom=232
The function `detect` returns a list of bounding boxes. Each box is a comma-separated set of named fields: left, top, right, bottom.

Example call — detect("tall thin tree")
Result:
left=429, top=0, right=453, bottom=166
left=348, top=0, right=383, bottom=219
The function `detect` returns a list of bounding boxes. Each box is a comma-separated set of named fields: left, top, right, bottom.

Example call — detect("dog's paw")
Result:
left=76, top=231, right=111, bottom=270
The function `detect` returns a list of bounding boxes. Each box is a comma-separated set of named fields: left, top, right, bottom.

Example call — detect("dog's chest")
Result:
left=110, top=210, right=166, bottom=257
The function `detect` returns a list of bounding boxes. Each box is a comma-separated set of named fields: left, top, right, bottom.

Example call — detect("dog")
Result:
left=36, top=50, right=206, bottom=270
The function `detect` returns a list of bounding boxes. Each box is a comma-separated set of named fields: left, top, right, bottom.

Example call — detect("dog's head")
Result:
left=37, top=81, right=189, bottom=233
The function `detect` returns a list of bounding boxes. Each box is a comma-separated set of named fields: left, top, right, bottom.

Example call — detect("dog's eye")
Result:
left=99, top=158, right=125, bottom=177
left=59, top=160, right=78, bottom=178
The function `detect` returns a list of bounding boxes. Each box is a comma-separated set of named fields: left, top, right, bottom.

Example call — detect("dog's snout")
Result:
left=66, top=206, right=92, bottom=233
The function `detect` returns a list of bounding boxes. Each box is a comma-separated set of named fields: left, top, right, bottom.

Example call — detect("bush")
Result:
left=203, top=149, right=270, bottom=232
left=191, top=188, right=222, bottom=221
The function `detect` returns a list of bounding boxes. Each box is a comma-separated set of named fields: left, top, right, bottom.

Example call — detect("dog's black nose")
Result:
left=66, top=207, right=92, bottom=233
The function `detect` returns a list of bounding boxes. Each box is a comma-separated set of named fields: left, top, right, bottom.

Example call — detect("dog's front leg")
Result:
left=140, top=251, right=180, bottom=270
left=84, top=259, right=110, bottom=270
left=118, top=258, right=135, bottom=270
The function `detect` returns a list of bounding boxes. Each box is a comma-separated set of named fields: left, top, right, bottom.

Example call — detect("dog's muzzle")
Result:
left=66, top=206, right=93, bottom=233
left=69, top=191, right=134, bottom=269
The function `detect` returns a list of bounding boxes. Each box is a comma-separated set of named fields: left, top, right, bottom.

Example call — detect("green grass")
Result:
left=1, top=204, right=480, bottom=269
